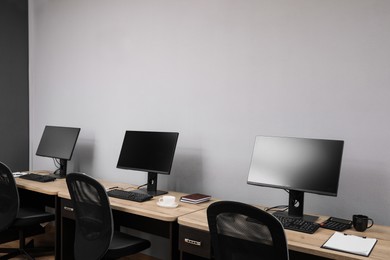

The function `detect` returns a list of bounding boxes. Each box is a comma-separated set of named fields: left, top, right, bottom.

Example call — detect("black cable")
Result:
left=265, top=205, right=288, bottom=212
left=264, top=190, right=290, bottom=212
left=51, top=158, right=62, bottom=175
left=136, top=183, right=147, bottom=189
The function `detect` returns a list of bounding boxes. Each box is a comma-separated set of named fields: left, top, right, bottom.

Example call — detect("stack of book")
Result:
left=180, top=193, right=211, bottom=204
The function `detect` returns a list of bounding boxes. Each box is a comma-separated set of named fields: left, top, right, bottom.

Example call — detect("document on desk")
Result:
left=322, top=232, right=377, bottom=257
left=12, top=172, right=28, bottom=177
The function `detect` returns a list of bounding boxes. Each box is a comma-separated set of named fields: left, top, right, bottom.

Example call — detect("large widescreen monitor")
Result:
left=36, top=125, right=81, bottom=178
left=247, top=135, right=344, bottom=221
left=117, top=130, right=179, bottom=196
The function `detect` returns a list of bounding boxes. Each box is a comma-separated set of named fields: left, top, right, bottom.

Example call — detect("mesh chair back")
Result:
left=0, top=162, right=19, bottom=231
left=207, top=201, right=289, bottom=260
left=66, top=173, right=113, bottom=260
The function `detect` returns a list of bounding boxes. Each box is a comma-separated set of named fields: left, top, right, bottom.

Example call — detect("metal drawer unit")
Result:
left=179, top=226, right=211, bottom=259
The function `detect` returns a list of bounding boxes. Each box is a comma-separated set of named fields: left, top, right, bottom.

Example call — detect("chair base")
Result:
left=0, top=238, right=54, bottom=260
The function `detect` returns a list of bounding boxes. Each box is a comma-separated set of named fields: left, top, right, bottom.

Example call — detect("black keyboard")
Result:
left=19, top=173, right=56, bottom=183
left=107, top=189, right=153, bottom=202
left=274, top=215, right=320, bottom=234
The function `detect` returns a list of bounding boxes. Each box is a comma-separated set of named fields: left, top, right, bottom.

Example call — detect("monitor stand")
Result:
left=143, top=172, right=167, bottom=196
left=50, top=159, right=67, bottom=179
left=274, top=190, right=318, bottom=222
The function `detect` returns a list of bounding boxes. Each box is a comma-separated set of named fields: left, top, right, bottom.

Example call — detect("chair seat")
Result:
left=105, top=231, right=151, bottom=259
left=13, top=208, right=55, bottom=228
left=0, top=162, right=55, bottom=260
left=67, top=173, right=151, bottom=259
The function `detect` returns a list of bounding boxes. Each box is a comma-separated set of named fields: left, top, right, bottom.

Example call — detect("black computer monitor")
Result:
left=247, top=135, right=344, bottom=221
left=117, top=130, right=179, bottom=196
left=36, top=125, right=81, bottom=178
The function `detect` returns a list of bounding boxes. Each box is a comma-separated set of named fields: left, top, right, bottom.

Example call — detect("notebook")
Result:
left=322, top=232, right=377, bottom=257
left=180, top=193, right=211, bottom=204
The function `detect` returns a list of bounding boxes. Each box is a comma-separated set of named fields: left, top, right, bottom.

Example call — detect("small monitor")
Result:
left=36, top=125, right=81, bottom=178
left=117, top=130, right=179, bottom=196
left=247, top=135, right=344, bottom=221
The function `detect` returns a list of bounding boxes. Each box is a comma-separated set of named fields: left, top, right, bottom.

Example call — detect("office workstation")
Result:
left=9, top=174, right=390, bottom=260
left=178, top=207, right=390, bottom=260
left=3, top=127, right=390, bottom=260
left=8, top=151, right=390, bottom=260
left=2, top=0, right=390, bottom=259
left=11, top=171, right=214, bottom=260
left=58, top=178, right=214, bottom=260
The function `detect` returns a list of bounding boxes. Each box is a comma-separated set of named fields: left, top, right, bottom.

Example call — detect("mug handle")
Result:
left=367, top=218, right=374, bottom=228
left=158, top=197, right=164, bottom=203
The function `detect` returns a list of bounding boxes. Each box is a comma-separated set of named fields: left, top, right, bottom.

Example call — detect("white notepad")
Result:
left=12, top=171, right=28, bottom=177
left=322, top=232, right=377, bottom=257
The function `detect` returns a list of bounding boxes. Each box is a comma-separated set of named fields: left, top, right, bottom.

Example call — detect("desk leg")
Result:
left=169, top=222, right=179, bottom=260
left=113, top=210, right=180, bottom=260
left=54, top=196, right=61, bottom=260
left=60, top=198, right=76, bottom=260
left=17, top=189, right=59, bottom=259
left=61, top=218, right=75, bottom=260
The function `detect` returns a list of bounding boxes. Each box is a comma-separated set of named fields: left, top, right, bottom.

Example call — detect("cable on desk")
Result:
left=52, top=158, right=61, bottom=175
left=136, top=183, right=147, bottom=189
left=106, top=186, right=135, bottom=191
left=106, top=185, right=144, bottom=192
left=265, top=205, right=288, bottom=212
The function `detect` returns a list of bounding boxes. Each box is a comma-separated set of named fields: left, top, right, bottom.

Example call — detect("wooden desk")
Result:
left=15, top=172, right=67, bottom=260
left=178, top=208, right=390, bottom=260
left=16, top=173, right=68, bottom=195
left=58, top=179, right=215, bottom=260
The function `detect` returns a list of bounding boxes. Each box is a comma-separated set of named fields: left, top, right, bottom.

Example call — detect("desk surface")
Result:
left=15, top=171, right=67, bottom=195
left=58, top=178, right=215, bottom=222
left=15, top=173, right=213, bottom=222
left=178, top=207, right=390, bottom=260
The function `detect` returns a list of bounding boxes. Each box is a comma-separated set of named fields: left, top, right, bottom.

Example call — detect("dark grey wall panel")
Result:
left=0, top=0, right=29, bottom=171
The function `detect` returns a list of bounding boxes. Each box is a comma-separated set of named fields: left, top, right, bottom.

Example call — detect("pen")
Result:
left=343, top=233, right=366, bottom=239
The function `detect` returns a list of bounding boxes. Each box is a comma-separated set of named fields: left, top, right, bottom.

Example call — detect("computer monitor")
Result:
left=36, top=125, right=81, bottom=178
left=117, top=130, right=179, bottom=196
left=247, top=135, right=344, bottom=221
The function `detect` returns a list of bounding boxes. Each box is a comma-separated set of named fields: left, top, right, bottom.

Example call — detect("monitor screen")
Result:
left=117, top=130, right=179, bottom=196
left=117, top=131, right=179, bottom=175
left=36, top=126, right=81, bottom=160
left=248, top=136, right=344, bottom=196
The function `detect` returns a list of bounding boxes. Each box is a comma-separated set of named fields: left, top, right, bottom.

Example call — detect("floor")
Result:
left=0, top=223, right=158, bottom=260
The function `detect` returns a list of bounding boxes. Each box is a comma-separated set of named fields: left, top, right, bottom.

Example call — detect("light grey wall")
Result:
left=29, top=0, right=390, bottom=229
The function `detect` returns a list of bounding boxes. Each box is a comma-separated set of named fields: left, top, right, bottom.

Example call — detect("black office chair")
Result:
left=207, top=201, right=289, bottom=260
left=66, top=172, right=151, bottom=260
left=0, top=162, right=55, bottom=260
